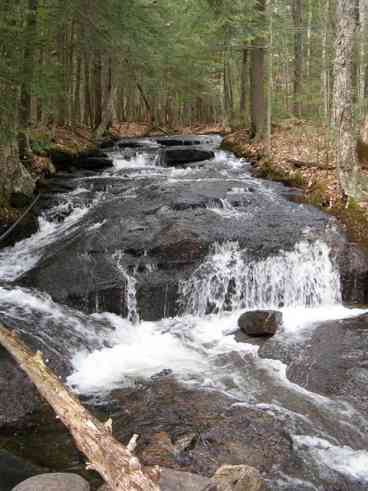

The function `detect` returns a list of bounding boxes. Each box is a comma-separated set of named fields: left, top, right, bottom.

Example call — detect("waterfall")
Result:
left=112, top=251, right=139, bottom=323
left=179, top=241, right=341, bottom=317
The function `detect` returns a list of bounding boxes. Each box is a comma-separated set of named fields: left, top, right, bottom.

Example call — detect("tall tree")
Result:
left=292, top=0, right=303, bottom=117
left=250, top=0, right=267, bottom=139
left=333, top=0, right=359, bottom=198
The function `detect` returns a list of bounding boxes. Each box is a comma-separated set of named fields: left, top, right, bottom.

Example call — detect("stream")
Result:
left=1, top=135, right=368, bottom=490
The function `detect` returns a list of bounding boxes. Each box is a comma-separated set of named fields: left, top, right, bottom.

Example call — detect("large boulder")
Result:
left=160, top=148, right=215, bottom=167
left=238, top=311, right=282, bottom=337
left=49, top=146, right=112, bottom=171
left=0, top=143, right=35, bottom=208
left=12, top=474, right=90, bottom=491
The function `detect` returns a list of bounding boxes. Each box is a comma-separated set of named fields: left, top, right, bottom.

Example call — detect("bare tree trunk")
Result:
left=0, top=325, right=160, bottom=491
left=18, top=0, right=38, bottom=161
left=83, top=54, right=93, bottom=127
left=292, top=0, right=303, bottom=118
left=266, top=0, right=273, bottom=159
left=358, top=0, right=368, bottom=116
left=250, top=0, right=267, bottom=139
left=239, top=48, right=248, bottom=118
left=19, top=0, right=38, bottom=130
left=334, top=0, right=360, bottom=198
left=73, top=52, right=82, bottom=126
left=321, top=0, right=330, bottom=123
left=94, top=51, right=103, bottom=129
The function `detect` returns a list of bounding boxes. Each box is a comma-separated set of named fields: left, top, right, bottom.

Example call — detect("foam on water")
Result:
left=293, top=435, right=368, bottom=482
left=112, top=251, right=139, bottom=323
left=112, top=152, right=158, bottom=170
left=0, top=200, right=91, bottom=282
left=179, top=240, right=341, bottom=316
left=67, top=303, right=367, bottom=396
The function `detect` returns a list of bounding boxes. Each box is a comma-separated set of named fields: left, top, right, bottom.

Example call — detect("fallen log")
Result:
left=287, top=158, right=334, bottom=170
left=0, top=324, right=160, bottom=491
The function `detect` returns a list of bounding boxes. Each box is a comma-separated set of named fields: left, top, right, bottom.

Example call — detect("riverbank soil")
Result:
left=223, top=121, right=368, bottom=250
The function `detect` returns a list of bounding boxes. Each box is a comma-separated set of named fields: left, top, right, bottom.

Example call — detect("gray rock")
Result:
left=0, top=450, right=44, bottom=491
left=12, top=473, right=90, bottom=491
left=0, top=143, right=35, bottom=207
left=0, top=346, right=42, bottom=429
left=160, top=468, right=211, bottom=490
left=206, top=465, right=266, bottom=491
left=287, top=312, right=368, bottom=414
left=97, top=469, right=210, bottom=491
left=160, top=148, right=215, bottom=167
left=238, top=310, right=282, bottom=337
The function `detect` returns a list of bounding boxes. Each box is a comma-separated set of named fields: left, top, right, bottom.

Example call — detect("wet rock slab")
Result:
left=287, top=312, right=368, bottom=413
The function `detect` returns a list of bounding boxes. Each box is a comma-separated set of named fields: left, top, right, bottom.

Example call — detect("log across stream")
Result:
left=1, top=135, right=368, bottom=490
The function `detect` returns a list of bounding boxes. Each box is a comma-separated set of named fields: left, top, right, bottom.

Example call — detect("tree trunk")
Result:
left=321, top=0, right=330, bottom=122
left=83, top=54, right=93, bottom=127
left=19, top=0, right=38, bottom=130
left=94, top=51, right=103, bottom=129
left=333, top=0, right=360, bottom=198
left=358, top=0, right=368, bottom=116
left=73, top=52, right=82, bottom=126
left=292, top=0, right=303, bottom=118
left=250, top=0, right=266, bottom=139
left=239, top=48, right=248, bottom=117
left=0, top=325, right=160, bottom=491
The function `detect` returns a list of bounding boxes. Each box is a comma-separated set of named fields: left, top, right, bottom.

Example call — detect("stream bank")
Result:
left=222, top=125, right=368, bottom=252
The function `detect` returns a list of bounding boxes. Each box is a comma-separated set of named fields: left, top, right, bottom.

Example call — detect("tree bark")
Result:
left=0, top=324, right=160, bottom=491
left=292, top=0, right=303, bottom=118
left=239, top=48, right=248, bottom=117
left=250, top=0, right=266, bottom=139
left=94, top=50, right=103, bottom=129
left=19, top=0, right=38, bottom=130
left=321, top=0, right=330, bottom=123
left=333, top=0, right=360, bottom=198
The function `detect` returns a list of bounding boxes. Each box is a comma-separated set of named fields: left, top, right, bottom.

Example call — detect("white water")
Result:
left=293, top=435, right=368, bottom=483
left=0, top=197, right=93, bottom=282
left=179, top=240, right=341, bottom=316
left=112, top=250, right=139, bottom=323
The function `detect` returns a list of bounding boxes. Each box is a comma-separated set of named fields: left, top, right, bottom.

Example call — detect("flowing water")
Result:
left=0, top=135, right=368, bottom=489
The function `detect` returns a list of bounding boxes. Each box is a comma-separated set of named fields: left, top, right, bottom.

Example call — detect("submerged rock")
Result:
left=12, top=474, right=90, bottom=491
left=238, top=311, right=282, bottom=337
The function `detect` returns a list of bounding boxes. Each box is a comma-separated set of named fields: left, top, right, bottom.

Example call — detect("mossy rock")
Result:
left=48, top=144, right=79, bottom=165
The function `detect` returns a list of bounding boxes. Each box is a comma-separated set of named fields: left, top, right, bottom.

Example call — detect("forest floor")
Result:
left=223, top=121, right=368, bottom=251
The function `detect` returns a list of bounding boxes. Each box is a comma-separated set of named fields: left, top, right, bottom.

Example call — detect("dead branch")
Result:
left=0, top=324, right=160, bottom=491
left=287, top=158, right=334, bottom=170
